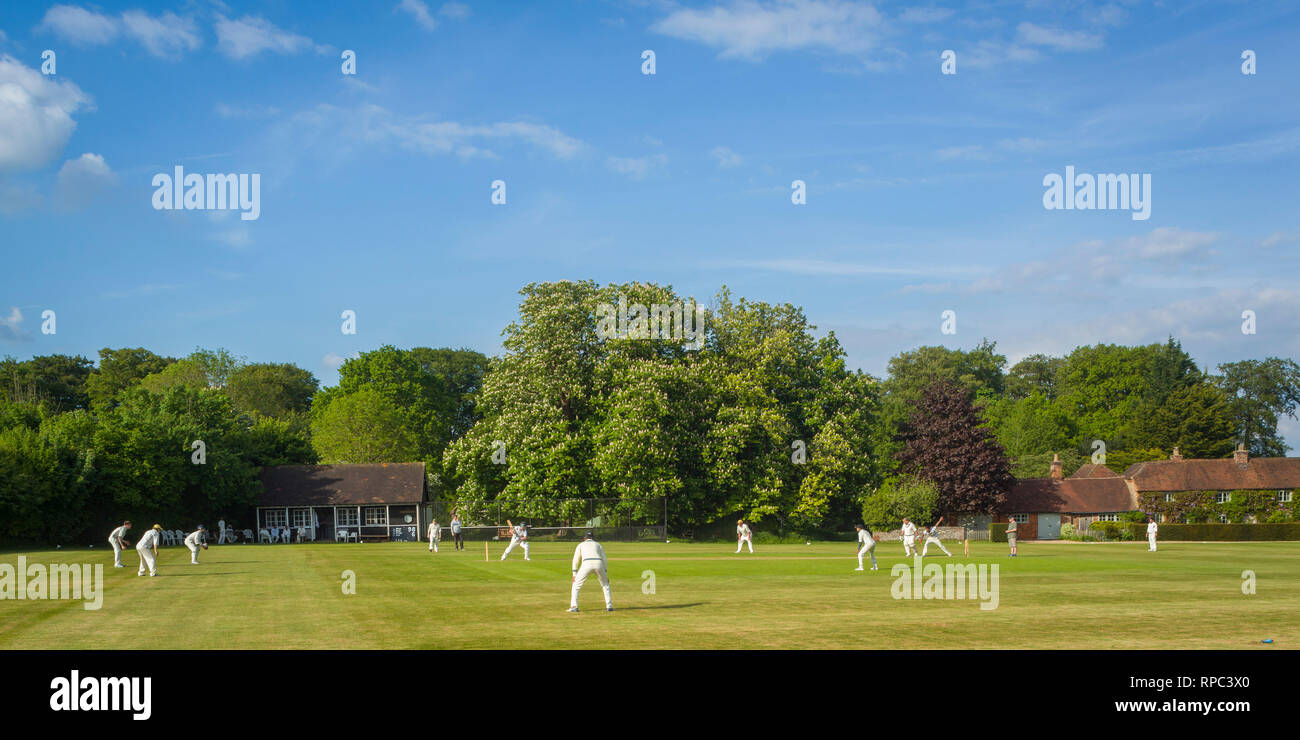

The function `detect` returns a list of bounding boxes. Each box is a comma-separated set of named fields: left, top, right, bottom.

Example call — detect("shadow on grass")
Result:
left=162, top=571, right=252, bottom=576
left=615, top=602, right=707, bottom=610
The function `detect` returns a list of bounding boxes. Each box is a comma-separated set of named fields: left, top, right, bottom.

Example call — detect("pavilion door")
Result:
left=1039, top=514, right=1061, bottom=540
left=313, top=508, right=334, bottom=542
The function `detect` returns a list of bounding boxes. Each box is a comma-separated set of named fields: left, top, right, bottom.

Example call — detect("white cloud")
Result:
left=120, top=10, right=201, bottom=57
left=934, top=145, right=991, bottom=161
left=606, top=153, right=667, bottom=179
left=38, top=6, right=200, bottom=57
left=338, top=105, right=582, bottom=159
left=710, top=145, right=744, bottom=168
left=215, top=15, right=316, bottom=59
left=1261, top=232, right=1295, bottom=249
left=55, top=152, right=116, bottom=207
left=323, top=352, right=360, bottom=369
left=397, top=0, right=438, bottom=31
left=0, top=55, right=92, bottom=172
left=0, top=307, right=28, bottom=341
left=37, top=5, right=118, bottom=46
left=1117, top=227, right=1219, bottom=259
left=440, top=3, right=471, bottom=20
left=215, top=102, right=282, bottom=119
left=898, top=7, right=953, bottom=24
left=1016, top=22, right=1103, bottom=51
left=651, top=0, right=886, bottom=61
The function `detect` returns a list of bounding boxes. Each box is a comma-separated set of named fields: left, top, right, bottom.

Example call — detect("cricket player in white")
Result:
left=735, top=519, right=753, bottom=554
left=107, top=521, right=132, bottom=568
left=136, top=524, right=162, bottom=576
left=921, top=516, right=952, bottom=557
left=184, top=525, right=207, bottom=564
left=427, top=519, right=440, bottom=552
left=500, top=519, right=530, bottom=561
left=569, top=531, right=613, bottom=612
left=854, top=524, right=877, bottom=571
left=901, top=518, right=918, bottom=557
left=1147, top=517, right=1158, bottom=552
left=217, top=518, right=232, bottom=544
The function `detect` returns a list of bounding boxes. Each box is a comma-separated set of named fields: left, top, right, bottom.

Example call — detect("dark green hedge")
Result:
left=989, top=523, right=1008, bottom=542
left=1094, top=522, right=1300, bottom=541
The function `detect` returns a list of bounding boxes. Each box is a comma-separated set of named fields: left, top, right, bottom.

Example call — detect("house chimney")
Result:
left=1050, top=453, right=1063, bottom=480
left=1234, top=444, right=1249, bottom=467
left=1170, top=447, right=1183, bottom=461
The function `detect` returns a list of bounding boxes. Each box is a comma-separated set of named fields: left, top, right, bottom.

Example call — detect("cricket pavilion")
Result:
left=255, top=463, right=428, bottom=542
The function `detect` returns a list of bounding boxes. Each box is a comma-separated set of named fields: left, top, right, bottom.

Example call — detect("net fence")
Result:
left=425, top=498, right=667, bottom=542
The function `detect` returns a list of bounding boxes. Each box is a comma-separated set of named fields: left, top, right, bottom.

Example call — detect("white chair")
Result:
left=173, top=530, right=185, bottom=545
left=336, top=528, right=349, bottom=543
left=259, top=528, right=272, bottom=543
left=242, top=529, right=255, bottom=544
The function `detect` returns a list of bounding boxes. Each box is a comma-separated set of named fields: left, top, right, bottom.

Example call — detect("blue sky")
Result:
left=1, top=0, right=1298, bottom=441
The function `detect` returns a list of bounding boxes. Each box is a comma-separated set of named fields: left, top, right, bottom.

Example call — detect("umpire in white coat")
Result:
left=569, top=531, right=613, bottom=613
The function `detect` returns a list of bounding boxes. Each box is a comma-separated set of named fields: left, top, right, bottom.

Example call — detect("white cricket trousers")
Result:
left=903, top=536, right=918, bottom=556
left=1148, top=534, right=1157, bottom=551
left=428, top=535, right=439, bottom=552
left=922, top=537, right=951, bottom=556
left=187, top=542, right=200, bottom=563
left=736, top=536, right=753, bottom=553
left=136, top=547, right=156, bottom=576
left=571, top=560, right=612, bottom=609
left=858, top=542, right=877, bottom=569
left=109, top=538, right=125, bottom=567
left=501, top=538, right=529, bottom=559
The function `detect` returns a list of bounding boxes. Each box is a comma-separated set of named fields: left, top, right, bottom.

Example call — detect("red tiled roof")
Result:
left=258, top=463, right=426, bottom=507
left=1005, top=477, right=1134, bottom=514
left=1123, top=457, right=1300, bottom=492
left=1070, top=463, right=1119, bottom=479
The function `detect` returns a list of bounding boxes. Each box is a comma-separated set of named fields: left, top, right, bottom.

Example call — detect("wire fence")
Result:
left=425, top=498, right=667, bottom=542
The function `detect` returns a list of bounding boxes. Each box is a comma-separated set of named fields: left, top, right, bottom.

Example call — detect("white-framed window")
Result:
left=1215, top=492, right=1231, bottom=504
left=1218, top=513, right=1229, bottom=523
left=337, top=508, right=359, bottom=527
left=290, top=508, right=312, bottom=528
left=1011, top=514, right=1029, bottom=524
left=1279, top=490, right=1293, bottom=503
left=1097, top=514, right=1119, bottom=522
left=1163, top=493, right=1175, bottom=503
left=262, top=509, right=286, bottom=527
left=364, top=506, right=387, bottom=525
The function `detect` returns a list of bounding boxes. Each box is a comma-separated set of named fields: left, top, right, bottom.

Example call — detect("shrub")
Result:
left=989, top=522, right=1008, bottom=542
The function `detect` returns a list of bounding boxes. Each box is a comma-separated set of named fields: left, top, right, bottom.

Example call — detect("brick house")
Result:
left=990, top=446, right=1300, bottom=538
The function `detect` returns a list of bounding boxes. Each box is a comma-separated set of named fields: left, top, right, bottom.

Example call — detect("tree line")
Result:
left=2, top=281, right=1297, bottom=542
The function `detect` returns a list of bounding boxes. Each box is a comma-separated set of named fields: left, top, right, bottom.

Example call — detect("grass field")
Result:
left=2, top=540, right=1296, bottom=649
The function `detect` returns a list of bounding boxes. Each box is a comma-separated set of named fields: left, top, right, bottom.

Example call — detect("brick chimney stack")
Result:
left=1050, top=453, right=1063, bottom=480
left=1234, top=443, right=1249, bottom=468
left=1170, top=447, right=1183, bottom=461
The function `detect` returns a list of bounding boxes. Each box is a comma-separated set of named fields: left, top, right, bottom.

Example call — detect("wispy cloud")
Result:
left=215, top=15, right=323, bottom=60
left=38, top=5, right=200, bottom=57
left=0, top=307, right=29, bottom=341
left=1016, top=22, right=1103, bottom=51
left=607, top=153, right=667, bottom=179
left=710, top=145, right=744, bottom=168
left=651, top=0, right=887, bottom=61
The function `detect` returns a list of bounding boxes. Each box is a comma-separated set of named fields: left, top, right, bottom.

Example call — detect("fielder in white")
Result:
left=500, top=519, right=530, bottom=561
left=1147, top=517, right=1158, bottom=552
left=901, top=518, right=919, bottom=556
left=920, top=516, right=952, bottom=557
left=735, top=519, right=753, bottom=554
left=854, top=524, right=877, bottom=571
left=568, top=531, right=613, bottom=612
left=107, top=521, right=133, bottom=568
left=184, top=525, right=208, bottom=564
left=136, top=524, right=162, bottom=577
left=428, top=519, right=440, bottom=552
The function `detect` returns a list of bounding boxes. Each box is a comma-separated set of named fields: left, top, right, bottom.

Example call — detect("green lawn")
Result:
left=1, top=540, right=1296, bottom=649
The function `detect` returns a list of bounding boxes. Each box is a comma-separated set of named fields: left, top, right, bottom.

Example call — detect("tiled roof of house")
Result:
left=258, top=463, right=426, bottom=507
